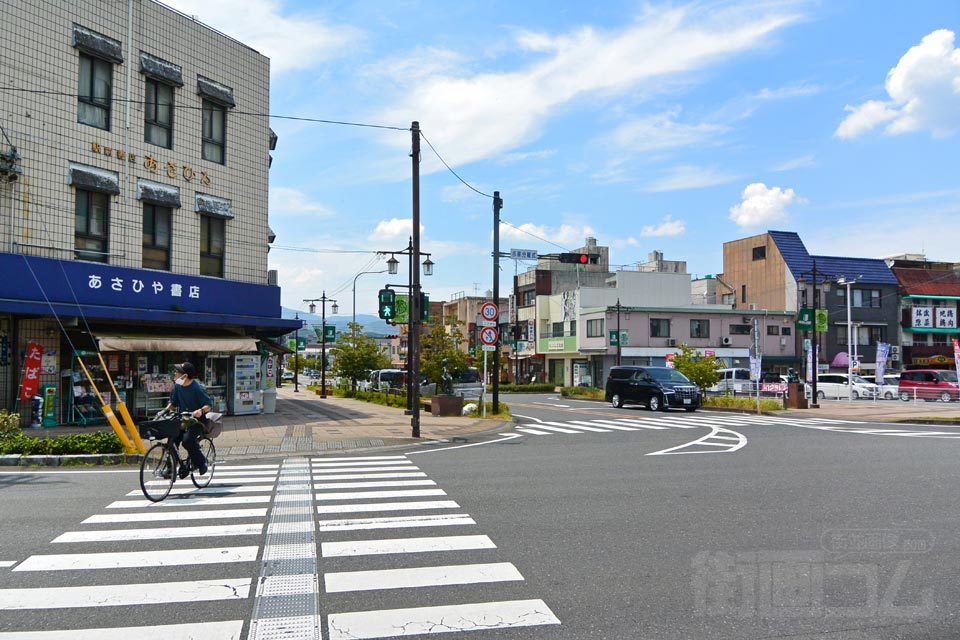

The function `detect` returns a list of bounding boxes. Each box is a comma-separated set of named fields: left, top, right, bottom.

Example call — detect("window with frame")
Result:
left=143, top=204, right=171, bottom=270
left=650, top=318, right=670, bottom=338
left=729, top=324, right=752, bottom=335
left=202, top=100, right=226, bottom=164
left=78, top=53, right=112, bottom=129
left=145, top=78, right=173, bottom=148
left=521, top=289, right=535, bottom=306
left=752, top=246, right=766, bottom=260
left=551, top=322, right=564, bottom=337
left=767, top=325, right=780, bottom=336
left=782, top=326, right=791, bottom=335
left=75, top=189, right=109, bottom=262
left=741, top=285, right=747, bottom=304
left=200, top=215, right=224, bottom=277
left=690, top=319, right=710, bottom=338
left=586, top=318, right=604, bottom=337
left=852, top=289, right=881, bottom=308
left=569, top=320, right=576, bottom=337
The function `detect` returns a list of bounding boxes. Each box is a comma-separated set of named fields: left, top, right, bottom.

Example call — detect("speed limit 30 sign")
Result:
left=479, top=302, right=499, bottom=322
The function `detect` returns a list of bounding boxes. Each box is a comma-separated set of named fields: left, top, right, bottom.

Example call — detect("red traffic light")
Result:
left=558, top=253, right=599, bottom=264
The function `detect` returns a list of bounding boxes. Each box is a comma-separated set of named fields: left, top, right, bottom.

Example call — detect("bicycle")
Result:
left=138, top=409, right=218, bottom=502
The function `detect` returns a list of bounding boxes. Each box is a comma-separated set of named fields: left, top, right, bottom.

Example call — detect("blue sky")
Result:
left=163, top=0, right=960, bottom=318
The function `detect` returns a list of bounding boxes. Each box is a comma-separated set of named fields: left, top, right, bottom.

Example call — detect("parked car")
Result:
left=708, top=368, right=753, bottom=393
left=281, top=370, right=295, bottom=381
left=809, top=373, right=879, bottom=400
left=452, top=367, right=484, bottom=398
left=862, top=374, right=900, bottom=400
left=365, top=369, right=406, bottom=391
left=605, top=366, right=701, bottom=411
left=898, top=369, right=959, bottom=402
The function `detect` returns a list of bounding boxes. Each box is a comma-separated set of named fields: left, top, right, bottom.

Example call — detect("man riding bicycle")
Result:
left=165, top=362, right=211, bottom=476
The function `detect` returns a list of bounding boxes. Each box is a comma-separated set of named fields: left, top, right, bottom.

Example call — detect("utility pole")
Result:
left=410, top=121, right=421, bottom=438
left=616, top=298, right=622, bottom=366
left=810, top=260, right=820, bottom=408
left=492, top=191, right=502, bottom=414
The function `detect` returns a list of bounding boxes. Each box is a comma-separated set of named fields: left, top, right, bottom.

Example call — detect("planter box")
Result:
left=431, top=395, right=464, bottom=417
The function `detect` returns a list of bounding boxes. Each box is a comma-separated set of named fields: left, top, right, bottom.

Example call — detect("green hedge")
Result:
left=559, top=386, right=604, bottom=399
left=498, top=383, right=556, bottom=393
left=0, top=430, right=124, bottom=455
left=704, top=396, right=784, bottom=411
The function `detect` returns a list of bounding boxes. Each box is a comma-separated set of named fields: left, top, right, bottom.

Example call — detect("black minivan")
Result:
left=604, top=366, right=701, bottom=411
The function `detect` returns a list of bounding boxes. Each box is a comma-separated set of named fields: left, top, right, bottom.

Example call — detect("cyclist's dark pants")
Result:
left=178, top=422, right=206, bottom=470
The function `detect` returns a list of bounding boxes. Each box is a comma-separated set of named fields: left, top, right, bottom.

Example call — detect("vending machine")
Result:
left=230, top=354, right=261, bottom=415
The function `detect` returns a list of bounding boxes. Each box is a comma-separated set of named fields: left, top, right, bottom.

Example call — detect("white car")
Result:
left=863, top=374, right=899, bottom=400
left=809, top=373, right=879, bottom=400
left=282, top=370, right=295, bottom=382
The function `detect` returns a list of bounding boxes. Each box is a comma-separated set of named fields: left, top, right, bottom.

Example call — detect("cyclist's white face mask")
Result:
left=174, top=374, right=185, bottom=386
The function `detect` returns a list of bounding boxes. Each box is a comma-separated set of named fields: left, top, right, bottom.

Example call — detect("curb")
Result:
left=0, top=453, right=141, bottom=468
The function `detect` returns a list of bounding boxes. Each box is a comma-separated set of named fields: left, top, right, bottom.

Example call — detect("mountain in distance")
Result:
left=280, top=307, right=395, bottom=336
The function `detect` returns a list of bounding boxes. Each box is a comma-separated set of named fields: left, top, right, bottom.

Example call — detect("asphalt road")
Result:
left=1, top=394, right=960, bottom=639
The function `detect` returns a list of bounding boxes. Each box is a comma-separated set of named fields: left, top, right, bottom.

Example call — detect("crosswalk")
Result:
left=513, top=413, right=872, bottom=440
left=0, top=456, right=560, bottom=639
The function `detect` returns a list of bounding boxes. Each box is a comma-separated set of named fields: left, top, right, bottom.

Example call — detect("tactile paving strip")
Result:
left=249, top=458, right=320, bottom=639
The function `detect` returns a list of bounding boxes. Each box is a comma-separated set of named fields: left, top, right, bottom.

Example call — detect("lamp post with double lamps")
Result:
left=304, top=294, right=338, bottom=399
left=379, top=238, right=433, bottom=438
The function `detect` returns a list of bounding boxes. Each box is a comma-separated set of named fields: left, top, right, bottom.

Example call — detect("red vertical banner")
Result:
left=953, top=339, right=960, bottom=382
left=19, top=342, right=43, bottom=402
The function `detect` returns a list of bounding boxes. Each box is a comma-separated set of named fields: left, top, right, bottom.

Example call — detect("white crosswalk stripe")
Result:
left=1, top=453, right=559, bottom=639
left=513, top=412, right=872, bottom=437
left=309, top=455, right=560, bottom=638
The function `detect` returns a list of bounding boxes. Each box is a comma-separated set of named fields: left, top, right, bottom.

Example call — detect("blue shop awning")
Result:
left=0, top=297, right=301, bottom=335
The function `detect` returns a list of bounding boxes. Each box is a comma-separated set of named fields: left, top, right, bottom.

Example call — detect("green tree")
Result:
left=670, top=343, right=722, bottom=391
left=420, top=315, right=468, bottom=384
left=330, top=322, right=390, bottom=389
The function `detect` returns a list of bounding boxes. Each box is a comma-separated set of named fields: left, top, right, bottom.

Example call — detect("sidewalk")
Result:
left=213, top=386, right=508, bottom=457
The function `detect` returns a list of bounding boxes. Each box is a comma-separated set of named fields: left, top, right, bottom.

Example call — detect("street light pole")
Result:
left=837, top=276, right=861, bottom=402
left=294, top=312, right=300, bottom=393
left=304, top=294, right=338, bottom=399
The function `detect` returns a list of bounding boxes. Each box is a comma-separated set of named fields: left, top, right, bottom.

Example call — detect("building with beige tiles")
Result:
left=0, top=0, right=297, bottom=424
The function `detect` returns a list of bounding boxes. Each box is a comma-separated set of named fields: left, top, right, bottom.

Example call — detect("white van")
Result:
left=810, top=373, right=879, bottom=400
left=709, top=368, right=753, bottom=393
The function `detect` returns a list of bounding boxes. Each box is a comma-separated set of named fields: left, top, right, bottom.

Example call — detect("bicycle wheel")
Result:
left=140, top=442, right=175, bottom=502
left=191, top=436, right=216, bottom=489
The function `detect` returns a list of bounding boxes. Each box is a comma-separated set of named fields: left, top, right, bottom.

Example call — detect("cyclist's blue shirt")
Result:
left=168, top=380, right=213, bottom=413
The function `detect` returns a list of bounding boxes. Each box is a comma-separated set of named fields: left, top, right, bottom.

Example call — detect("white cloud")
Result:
left=643, top=165, right=740, bottom=192
left=159, top=0, right=360, bottom=73
left=375, top=3, right=800, bottom=168
left=771, top=153, right=816, bottom=172
left=606, top=109, right=728, bottom=152
left=368, top=218, right=424, bottom=242
left=498, top=222, right=597, bottom=247
left=836, top=29, right=960, bottom=139
left=499, top=149, right=557, bottom=165
left=269, top=187, right=335, bottom=216
left=729, top=182, right=800, bottom=227
left=639, top=215, right=686, bottom=237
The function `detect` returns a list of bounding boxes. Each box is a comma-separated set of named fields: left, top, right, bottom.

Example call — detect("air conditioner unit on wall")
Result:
left=748, top=303, right=760, bottom=311
left=721, top=337, right=732, bottom=346
left=667, top=338, right=677, bottom=347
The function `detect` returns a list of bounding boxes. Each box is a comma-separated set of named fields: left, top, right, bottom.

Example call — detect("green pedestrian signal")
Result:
left=378, top=288, right=396, bottom=320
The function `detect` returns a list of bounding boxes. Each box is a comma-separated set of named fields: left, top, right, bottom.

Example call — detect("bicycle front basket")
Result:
left=140, top=417, right=182, bottom=440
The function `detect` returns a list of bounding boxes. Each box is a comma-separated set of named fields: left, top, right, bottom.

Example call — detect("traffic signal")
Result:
left=558, top=253, right=599, bottom=265
left=378, top=288, right=396, bottom=320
